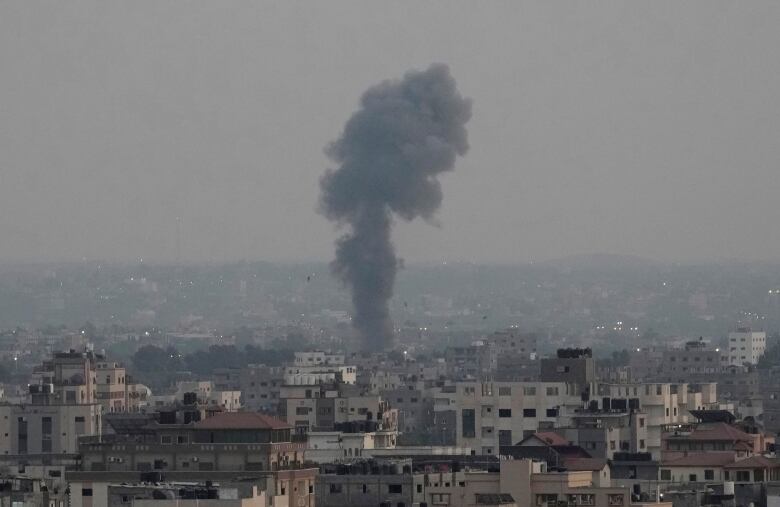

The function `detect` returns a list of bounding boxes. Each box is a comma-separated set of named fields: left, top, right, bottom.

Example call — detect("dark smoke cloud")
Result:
left=319, top=64, right=472, bottom=350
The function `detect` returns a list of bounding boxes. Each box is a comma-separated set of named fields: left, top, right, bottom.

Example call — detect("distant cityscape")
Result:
left=0, top=260, right=778, bottom=505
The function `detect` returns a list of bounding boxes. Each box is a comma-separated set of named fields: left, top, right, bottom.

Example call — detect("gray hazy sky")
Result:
left=2, top=1, right=779, bottom=264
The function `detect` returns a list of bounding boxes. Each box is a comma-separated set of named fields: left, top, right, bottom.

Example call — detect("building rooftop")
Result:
left=661, top=451, right=736, bottom=467
left=474, top=493, right=515, bottom=505
left=193, top=412, right=291, bottom=430
left=562, top=457, right=608, bottom=472
left=724, top=455, right=780, bottom=469
left=525, top=432, right=569, bottom=447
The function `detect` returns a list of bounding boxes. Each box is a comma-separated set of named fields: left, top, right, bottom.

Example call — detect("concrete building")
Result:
left=0, top=402, right=101, bottom=456
left=559, top=410, right=649, bottom=459
left=294, top=351, right=345, bottom=366
left=728, top=327, right=766, bottom=366
left=453, top=381, right=583, bottom=454
left=239, top=364, right=283, bottom=413
left=30, top=349, right=147, bottom=414
left=67, top=411, right=316, bottom=507
left=278, top=382, right=397, bottom=435
left=315, top=457, right=671, bottom=507
left=540, top=348, right=596, bottom=387
left=306, top=430, right=397, bottom=463
left=104, top=484, right=267, bottom=506
left=284, top=364, right=357, bottom=386
left=659, top=340, right=726, bottom=379
left=593, top=382, right=718, bottom=459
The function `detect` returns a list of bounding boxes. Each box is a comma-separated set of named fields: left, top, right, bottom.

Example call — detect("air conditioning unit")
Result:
left=191, top=457, right=199, bottom=462
left=108, top=457, right=116, bottom=463
left=116, top=458, right=124, bottom=463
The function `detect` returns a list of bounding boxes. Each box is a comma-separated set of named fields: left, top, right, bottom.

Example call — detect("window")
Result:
left=523, top=386, right=536, bottom=396
left=609, top=440, right=616, bottom=450
left=41, top=416, right=52, bottom=453
left=536, top=494, right=557, bottom=506
left=736, top=471, right=750, bottom=482
left=608, top=494, right=624, bottom=506
left=660, top=470, right=671, bottom=480
left=498, top=387, right=511, bottom=396
left=462, top=409, right=475, bottom=438
left=704, top=469, right=714, bottom=480
left=639, top=418, right=645, bottom=428
left=388, top=484, right=402, bottom=494
left=546, top=387, right=559, bottom=396
left=498, top=409, right=512, bottom=418
left=689, top=474, right=697, bottom=482
left=523, top=409, right=536, bottom=418
left=296, top=407, right=310, bottom=415
left=17, top=417, right=27, bottom=455
left=75, top=416, right=85, bottom=435
left=82, top=488, right=93, bottom=497
left=498, top=430, right=512, bottom=446
left=160, top=435, right=173, bottom=444
left=363, top=484, right=368, bottom=493
left=329, top=484, right=342, bottom=494
left=579, top=494, right=595, bottom=506
left=546, top=408, right=558, bottom=417
left=417, top=484, right=422, bottom=493
left=639, top=439, right=645, bottom=449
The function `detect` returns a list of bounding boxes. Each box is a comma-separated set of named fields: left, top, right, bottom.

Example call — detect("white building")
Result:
left=294, top=351, right=345, bottom=366
left=728, top=328, right=766, bottom=366
left=454, top=381, right=584, bottom=455
left=284, top=365, right=356, bottom=385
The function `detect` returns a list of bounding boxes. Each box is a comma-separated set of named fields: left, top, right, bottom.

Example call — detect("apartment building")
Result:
left=728, top=328, right=766, bottom=366
left=30, top=349, right=146, bottom=413
left=658, top=340, right=727, bottom=379
left=453, top=381, right=583, bottom=454
left=239, top=364, right=283, bottom=413
left=315, top=457, right=671, bottom=507
left=540, top=348, right=596, bottom=387
left=67, top=411, right=316, bottom=507
left=278, top=382, right=397, bottom=435
left=593, top=382, right=717, bottom=459
left=559, top=410, right=649, bottom=459
left=0, top=402, right=101, bottom=456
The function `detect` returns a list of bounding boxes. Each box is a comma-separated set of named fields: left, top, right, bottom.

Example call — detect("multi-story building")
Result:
left=306, top=430, right=397, bottom=463
left=540, top=348, right=595, bottom=387
left=30, top=349, right=147, bottom=414
left=278, top=382, right=397, bottom=436
left=559, top=410, right=649, bottom=459
left=0, top=402, right=101, bottom=456
left=284, top=363, right=357, bottom=386
left=444, top=330, right=540, bottom=382
left=728, top=327, right=766, bottom=366
left=240, top=364, right=283, bottom=413
left=453, top=381, right=583, bottom=454
left=658, top=340, right=727, bottom=379
left=315, top=457, right=671, bottom=507
left=294, top=351, right=345, bottom=366
left=67, top=411, right=316, bottom=507
left=593, top=382, right=718, bottom=459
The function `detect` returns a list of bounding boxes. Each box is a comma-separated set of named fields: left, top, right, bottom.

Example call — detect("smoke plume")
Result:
left=319, top=64, right=472, bottom=349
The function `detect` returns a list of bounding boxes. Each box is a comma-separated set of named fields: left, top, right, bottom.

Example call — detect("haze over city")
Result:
left=3, top=1, right=780, bottom=264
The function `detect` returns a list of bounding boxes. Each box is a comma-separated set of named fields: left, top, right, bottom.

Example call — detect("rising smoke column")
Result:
left=319, top=64, right=472, bottom=350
